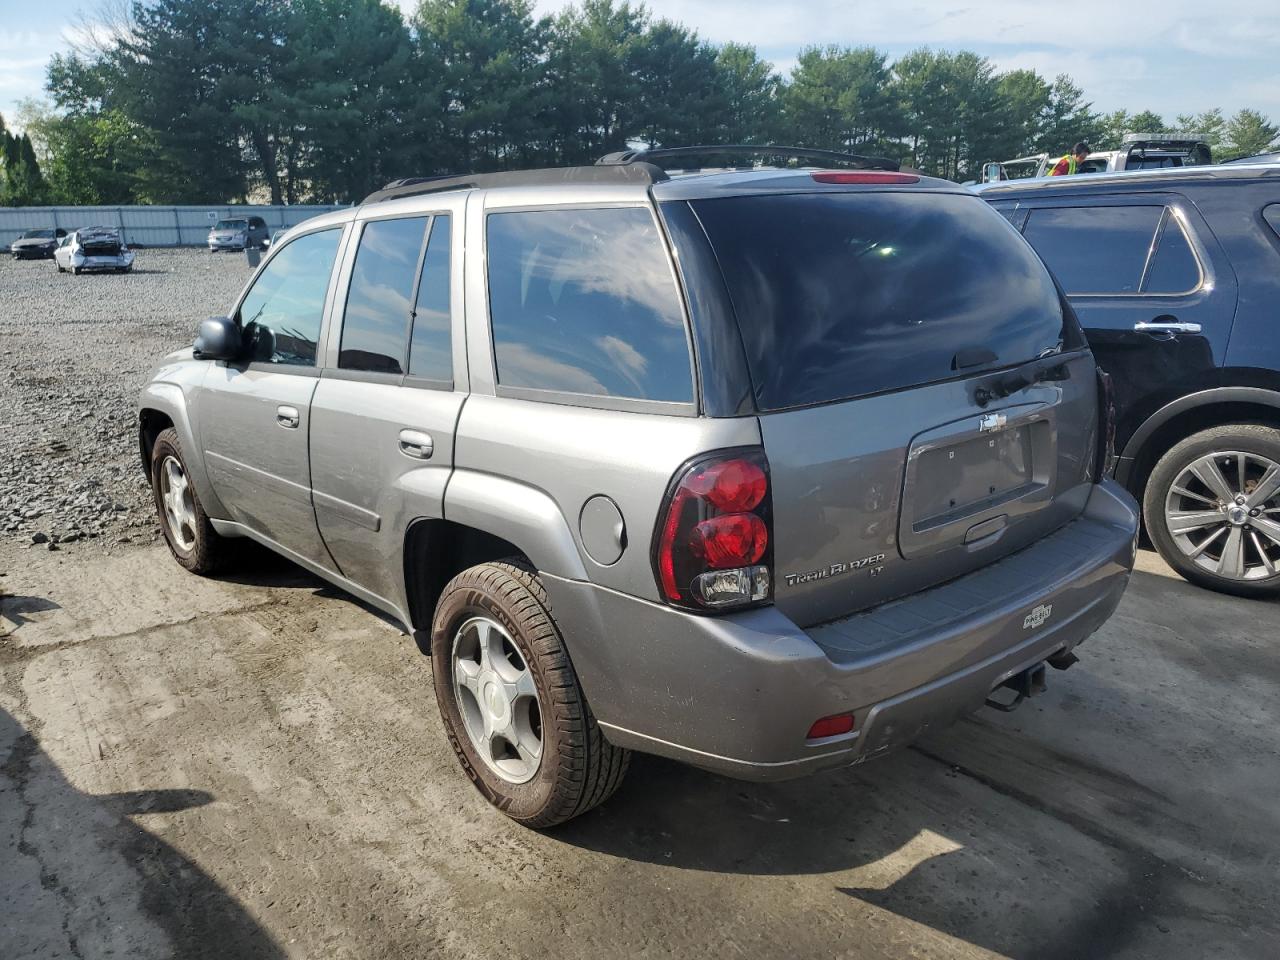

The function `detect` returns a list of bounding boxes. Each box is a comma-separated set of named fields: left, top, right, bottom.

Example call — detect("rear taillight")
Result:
left=1095, top=368, right=1117, bottom=481
left=654, top=449, right=773, bottom=611
left=810, top=170, right=920, bottom=185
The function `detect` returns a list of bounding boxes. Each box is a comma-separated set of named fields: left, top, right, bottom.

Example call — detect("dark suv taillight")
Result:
left=653, top=449, right=773, bottom=611
left=1095, top=368, right=1117, bottom=481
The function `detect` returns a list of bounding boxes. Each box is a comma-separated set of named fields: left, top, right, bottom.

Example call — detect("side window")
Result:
left=238, top=228, right=341, bottom=366
left=340, top=216, right=429, bottom=373
left=1023, top=206, right=1163, bottom=294
left=1144, top=216, right=1202, bottom=294
left=485, top=207, right=693, bottom=403
left=408, top=215, right=452, bottom=382
left=1263, top=204, right=1280, bottom=242
left=989, top=201, right=1021, bottom=226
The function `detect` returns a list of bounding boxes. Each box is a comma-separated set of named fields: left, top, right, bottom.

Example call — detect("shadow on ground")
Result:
left=0, top=706, right=286, bottom=959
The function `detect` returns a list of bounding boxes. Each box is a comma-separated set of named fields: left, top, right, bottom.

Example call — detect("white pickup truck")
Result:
left=982, top=134, right=1213, bottom=183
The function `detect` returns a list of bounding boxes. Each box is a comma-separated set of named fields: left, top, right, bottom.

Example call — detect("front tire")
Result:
left=430, top=561, right=629, bottom=827
left=150, top=428, right=229, bottom=575
left=1144, top=424, right=1280, bottom=598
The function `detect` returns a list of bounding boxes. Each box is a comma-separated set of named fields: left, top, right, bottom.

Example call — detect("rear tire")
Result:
left=430, top=560, right=629, bottom=827
left=150, top=428, right=229, bottom=575
left=1144, top=424, right=1280, bottom=598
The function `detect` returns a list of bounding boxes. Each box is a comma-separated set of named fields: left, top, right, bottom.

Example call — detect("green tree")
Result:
left=713, top=43, right=782, bottom=144
left=19, top=100, right=148, bottom=204
left=1175, top=108, right=1226, bottom=153
left=413, top=0, right=550, bottom=172
left=783, top=45, right=903, bottom=156
left=1223, top=108, right=1279, bottom=159
left=990, top=69, right=1051, bottom=161
left=629, top=19, right=724, bottom=148
left=0, top=117, right=49, bottom=205
left=286, top=0, right=421, bottom=201
left=1035, top=75, right=1101, bottom=155
left=545, top=0, right=649, bottom=163
left=1127, top=110, right=1168, bottom=135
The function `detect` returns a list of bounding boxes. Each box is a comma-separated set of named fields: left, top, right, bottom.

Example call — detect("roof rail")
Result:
left=362, top=163, right=667, bottom=204
left=596, top=144, right=900, bottom=172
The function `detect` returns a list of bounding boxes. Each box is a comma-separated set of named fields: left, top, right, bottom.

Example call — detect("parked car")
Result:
left=978, top=163, right=1280, bottom=596
left=983, top=134, right=1214, bottom=183
left=139, top=146, right=1138, bottom=826
left=207, top=215, right=269, bottom=252
left=54, top=226, right=135, bottom=274
left=9, top=227, right=67, bottom=260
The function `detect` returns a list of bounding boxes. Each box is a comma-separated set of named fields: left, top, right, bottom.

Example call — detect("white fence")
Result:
left=0, top=204, right=345, bottom=248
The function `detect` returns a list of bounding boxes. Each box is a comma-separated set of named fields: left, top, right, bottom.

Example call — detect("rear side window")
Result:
left=341, top=216, right=428, bottom=373
left=408, top=215, right=452, bottom=382
left=1144, top=217, right=1201, bottom=294
left=1263, top=204, right=1280, bottom=242
left=238, top=228, right=342, bottom=367
left=1023, top=205, right=1163, bottom=294
left=486, top=207, right=693, bottom=403
left=690, top=192, right=1066, bottom=411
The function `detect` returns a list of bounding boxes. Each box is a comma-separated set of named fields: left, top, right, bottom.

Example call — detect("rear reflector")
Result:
left=807, top=713, right=855, bottom=739
left=811, top=171, right=920, bottom=185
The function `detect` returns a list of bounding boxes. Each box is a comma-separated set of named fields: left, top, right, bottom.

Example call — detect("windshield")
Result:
left=215, top=219, right=248, bottom=231
left=688, top=191, right=1069, bottom=411
left=20, top=229, right=54, bottom=239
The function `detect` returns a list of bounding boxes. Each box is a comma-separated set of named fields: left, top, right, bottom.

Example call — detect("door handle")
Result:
left=276, top=405, right=300, bottom=429
left=398, top=429, right=434, bottom=460
left=1134, top=321, right=1201, bottom=335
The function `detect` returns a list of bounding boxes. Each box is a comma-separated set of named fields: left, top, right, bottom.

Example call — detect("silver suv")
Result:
left=139, top=147, right=1139, bottom=827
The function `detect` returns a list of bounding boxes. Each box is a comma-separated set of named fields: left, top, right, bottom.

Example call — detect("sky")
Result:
left=2, top=0, right=1278, bottom=133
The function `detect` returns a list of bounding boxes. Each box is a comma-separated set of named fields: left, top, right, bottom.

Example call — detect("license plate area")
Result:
left=899, top=404, right=1055, bottom=558
left=913, top=425, right=1036, bottom=529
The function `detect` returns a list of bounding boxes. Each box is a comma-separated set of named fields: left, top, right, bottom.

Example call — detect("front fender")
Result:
left=139, top=377, right=229, bottom=520
left=444, top=470, right=588, bottom=582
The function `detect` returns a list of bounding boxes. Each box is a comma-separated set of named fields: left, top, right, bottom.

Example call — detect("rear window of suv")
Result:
left=690, top=191, right=1067, bottom=411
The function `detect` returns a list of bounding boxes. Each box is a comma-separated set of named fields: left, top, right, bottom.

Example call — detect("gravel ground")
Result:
left=0, top=249, right=252, bottom=551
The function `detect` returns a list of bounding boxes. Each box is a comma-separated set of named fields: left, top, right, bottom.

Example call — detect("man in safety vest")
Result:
left=1046, top=142, right=1090, bottom=176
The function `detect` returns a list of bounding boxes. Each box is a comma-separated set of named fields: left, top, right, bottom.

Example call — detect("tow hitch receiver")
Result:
left=985, top=662, right=1047, bottom=713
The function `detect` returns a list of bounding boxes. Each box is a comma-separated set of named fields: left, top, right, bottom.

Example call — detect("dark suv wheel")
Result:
left=430, top=560, right=629, bottom=827
left=1144, top=424, right=1280, bottom=597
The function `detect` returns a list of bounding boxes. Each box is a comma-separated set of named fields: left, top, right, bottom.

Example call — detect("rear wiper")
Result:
left=974, top=359, right=1070, bottom=407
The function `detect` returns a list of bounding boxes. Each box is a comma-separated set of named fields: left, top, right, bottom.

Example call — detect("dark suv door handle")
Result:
left=398, top=429, right=434, bottom=460
left=1134, top=320, right=1201, bottom=335
left=276, top=405, right=300, bottom=429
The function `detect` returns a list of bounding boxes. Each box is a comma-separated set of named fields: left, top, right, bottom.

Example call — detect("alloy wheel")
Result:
left=160, top=455, right=198, bottom=551
left=451, top=616, right=543, bottom=784
left=1164, top=451, right=1280, bottom=580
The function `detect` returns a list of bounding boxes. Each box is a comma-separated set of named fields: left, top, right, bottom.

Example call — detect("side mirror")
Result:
left=193, top=316, right=242, bottom=361
left=982, top=162, right=1003, bottom=183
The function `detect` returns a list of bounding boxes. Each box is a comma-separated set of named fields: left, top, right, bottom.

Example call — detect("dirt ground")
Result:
left=1, top=536, right=1277, bottom=959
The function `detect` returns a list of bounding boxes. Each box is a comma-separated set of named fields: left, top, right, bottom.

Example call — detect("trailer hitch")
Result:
left=985, top=662, right=1048, bottom=713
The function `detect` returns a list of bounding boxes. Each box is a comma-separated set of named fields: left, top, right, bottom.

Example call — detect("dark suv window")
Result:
left=1263, top=204, right=1280, bottom=242
left=486, top=207, right=693, bottom=403
left=1022, top=206, right=1163, bottom=294
left=1144, top=216, right=1201, bottom=294
left=690, top=191, right=1067, bottom=411
left=341, top=216, right=428, bottom=373
left=238, top=228, right=341, bottom=367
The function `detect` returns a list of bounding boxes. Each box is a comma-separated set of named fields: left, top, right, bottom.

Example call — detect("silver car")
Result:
left=54, top=226, right=135, bottom=274
left=139, top=148, right=1139, bottom=827
left=208, top=215, right=269, bottom=252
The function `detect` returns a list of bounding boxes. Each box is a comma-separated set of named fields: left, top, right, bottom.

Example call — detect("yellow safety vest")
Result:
left=1047, top=154, right=1077, bottom=176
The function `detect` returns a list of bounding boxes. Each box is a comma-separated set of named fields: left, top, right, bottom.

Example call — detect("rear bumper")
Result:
left=545, top=479, right=1138, bottom=782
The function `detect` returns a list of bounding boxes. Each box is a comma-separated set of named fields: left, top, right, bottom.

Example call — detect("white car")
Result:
left=54, top=227, right=136, bottom=275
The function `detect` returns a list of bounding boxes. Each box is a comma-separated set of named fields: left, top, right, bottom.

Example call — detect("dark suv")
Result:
left=140, top=146, right=1137, bottom=826
left=979, top=164, right=1280, bottom=596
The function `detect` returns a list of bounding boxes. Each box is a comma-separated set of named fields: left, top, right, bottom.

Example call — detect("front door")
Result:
left=309, top=206, right=466, bottom=607
left=199, top=225, right=347, bottom=569
left=1013, top=193, right=1237, bottom=455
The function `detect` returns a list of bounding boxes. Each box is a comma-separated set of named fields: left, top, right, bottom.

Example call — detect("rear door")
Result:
left=308, top=200, right=466, bottom=607
left=682, top=188, right=1097, bottom=627
left=1015, top=194, right=1235, bottom=452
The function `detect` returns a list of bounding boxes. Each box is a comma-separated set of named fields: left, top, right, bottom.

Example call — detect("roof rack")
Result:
left=362, top=163, right=667, bottom=204
left=596, top=144, right=900, bottom=172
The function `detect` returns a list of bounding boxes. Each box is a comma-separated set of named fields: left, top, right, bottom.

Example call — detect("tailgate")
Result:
left=761, top=353, right=1098, bottom=626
